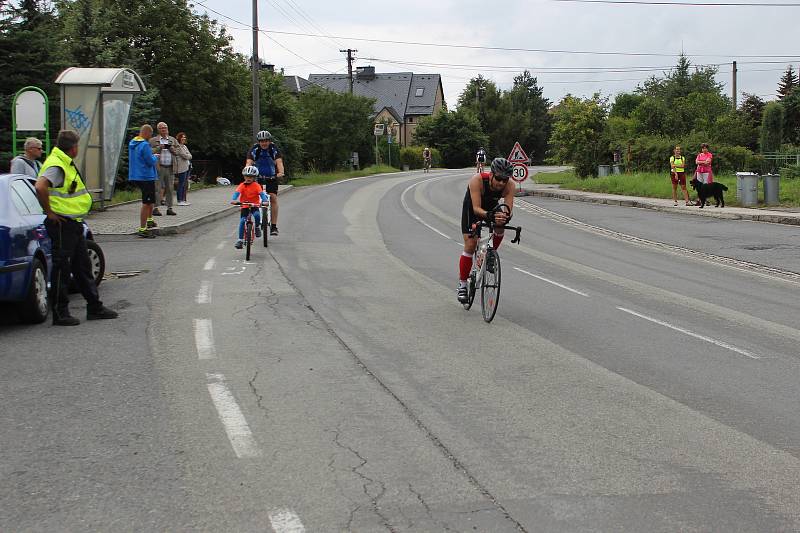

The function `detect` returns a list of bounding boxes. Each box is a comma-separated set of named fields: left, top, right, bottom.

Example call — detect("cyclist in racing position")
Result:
left=246, top=130, right=284, bottom=235
left=475, top=147, right=487, bottom=173
left=457, top=157, right=515, bottom=303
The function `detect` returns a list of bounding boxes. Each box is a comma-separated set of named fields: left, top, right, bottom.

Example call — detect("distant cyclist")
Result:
left=245, top=130, right=284, bottom=236
left=475, top=147, right=487, bottom=173
left=422, top=147, right=432, bottom=172
left=457, top=157, right=515, bottom=303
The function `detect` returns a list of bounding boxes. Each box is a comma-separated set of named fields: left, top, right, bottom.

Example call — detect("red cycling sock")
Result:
left=493, top=232, right=504, bottom=250
left=459, top=252, right=473, bottom=281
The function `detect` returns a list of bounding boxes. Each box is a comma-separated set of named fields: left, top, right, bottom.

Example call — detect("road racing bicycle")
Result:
left=462, top=203, right=522, bottom=323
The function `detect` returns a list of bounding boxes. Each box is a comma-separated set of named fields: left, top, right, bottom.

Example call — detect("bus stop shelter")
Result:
left=55, top=67, right=145, bottom=206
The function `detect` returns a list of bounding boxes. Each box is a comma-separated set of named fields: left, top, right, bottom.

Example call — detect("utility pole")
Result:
left=732, top=60, right=738, bottom=109
left=251, top=0, right=260, bottom=139
left=340, top=49, right=357, bottom=94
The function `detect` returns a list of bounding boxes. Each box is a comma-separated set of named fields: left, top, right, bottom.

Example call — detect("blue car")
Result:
left=0, top=174, right=52, bottom=323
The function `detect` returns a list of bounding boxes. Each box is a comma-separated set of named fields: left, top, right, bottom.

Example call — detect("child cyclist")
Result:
left=231, top=165, right=269, bottom=249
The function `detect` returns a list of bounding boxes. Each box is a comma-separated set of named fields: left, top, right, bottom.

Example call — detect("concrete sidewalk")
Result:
left=88, top=184, right=293, bottom=235
left=516, top=181, right=800, bottom=226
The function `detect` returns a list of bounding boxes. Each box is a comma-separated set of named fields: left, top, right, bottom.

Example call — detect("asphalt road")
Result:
left=2, top=168, right=800, bottom=532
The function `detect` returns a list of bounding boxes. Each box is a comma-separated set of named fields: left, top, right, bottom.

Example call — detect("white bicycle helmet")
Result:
left=256, top=130, right=272, bottom=141
left=242, top=165, right=260, bottom=177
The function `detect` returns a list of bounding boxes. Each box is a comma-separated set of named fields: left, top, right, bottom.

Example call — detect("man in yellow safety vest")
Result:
left=34, top=130, right=119, bottom=326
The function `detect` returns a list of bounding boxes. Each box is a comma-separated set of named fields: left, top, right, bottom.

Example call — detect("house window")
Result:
left=415, top=88, right=424, bottom=97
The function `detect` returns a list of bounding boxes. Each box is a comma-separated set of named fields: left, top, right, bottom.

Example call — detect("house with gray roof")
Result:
left=307, top=66, right=444, bottom=147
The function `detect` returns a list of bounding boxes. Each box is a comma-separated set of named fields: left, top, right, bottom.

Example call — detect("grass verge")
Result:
left=535, top=170, right=800, bottom=207
left=289, top=165, right=399, bottom=187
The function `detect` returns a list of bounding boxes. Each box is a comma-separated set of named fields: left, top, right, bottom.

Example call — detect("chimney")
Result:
left=356, top=66, right=376, bottom=80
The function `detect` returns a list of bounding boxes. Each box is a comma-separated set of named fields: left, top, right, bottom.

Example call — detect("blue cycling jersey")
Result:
left=248, top=143, right=281, bottom=177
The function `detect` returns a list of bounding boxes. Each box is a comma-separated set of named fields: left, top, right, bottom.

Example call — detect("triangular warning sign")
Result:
left=507, top=142, right=529, bottom=163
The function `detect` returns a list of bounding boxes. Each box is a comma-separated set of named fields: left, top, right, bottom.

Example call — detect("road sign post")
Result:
left=374, top=123, right=385, bottom=165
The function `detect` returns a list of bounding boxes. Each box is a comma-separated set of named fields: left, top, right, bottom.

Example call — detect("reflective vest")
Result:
left=670, top=155, right=685, bottom=173
left=38, top=147, right=93, bottom=219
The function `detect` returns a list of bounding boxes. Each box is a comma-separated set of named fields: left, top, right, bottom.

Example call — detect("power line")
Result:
left=551, top=0, right=800, bottom=5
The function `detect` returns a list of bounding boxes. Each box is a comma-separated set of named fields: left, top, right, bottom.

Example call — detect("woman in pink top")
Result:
left=695, top=143, right=714, bottom=184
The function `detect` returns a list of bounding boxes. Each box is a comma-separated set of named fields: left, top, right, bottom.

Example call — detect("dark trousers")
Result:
left=45, top=217, right=101, bottom=317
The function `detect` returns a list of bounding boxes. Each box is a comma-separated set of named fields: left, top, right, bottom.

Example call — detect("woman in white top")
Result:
left=174, top=132, right=193, bottom=206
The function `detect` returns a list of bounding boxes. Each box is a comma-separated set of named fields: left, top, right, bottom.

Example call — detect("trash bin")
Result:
left=612, top=164, right=622, bottom=175
left=736, top=172, right=759, bottom=206
left=598, top=165, right=610, bottom=177
left=763, top=174, right=780, bottom=205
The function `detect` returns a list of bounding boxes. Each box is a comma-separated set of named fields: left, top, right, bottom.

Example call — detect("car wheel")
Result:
left=86, top=240, right=105, bottom=287
left=22, top=258, right=49, bottom=323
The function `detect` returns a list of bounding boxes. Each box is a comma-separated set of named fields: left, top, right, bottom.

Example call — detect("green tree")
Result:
left=457, top=75, right=501, bottom=152
left=760, top=101, right=784, bottom=153
left=777, top=65, right=798, bottom=99
left=781, top=87, right=800, bottom=144
left=549, top=94, right=608, bottom=177
left=414, top=109, right=488, bottom=168
left=298, top=87, right=374, bottom=171
left=739, top=93, right=765, bottom=127
left=258, top=71, right=305, bottom=175
left=609, top=93, right=644, bottom=118
left=496, top=71, right=551, bottom=163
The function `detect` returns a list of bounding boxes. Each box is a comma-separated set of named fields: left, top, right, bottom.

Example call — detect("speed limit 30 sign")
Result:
left=511, top=163, right=529, bottom=183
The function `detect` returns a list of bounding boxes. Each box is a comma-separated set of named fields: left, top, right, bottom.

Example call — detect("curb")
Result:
left=525, top=188, right=800, bottom=226
left=96, top=185, right=294, bottom=236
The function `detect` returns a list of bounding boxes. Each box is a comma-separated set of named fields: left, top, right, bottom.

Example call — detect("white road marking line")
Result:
left=196, top=281, right=212, bottom=304
left=216, top=241, right=225, bottom=250
left=269, top=509, right=306, bottom=533
left=616, top=307, right=759, bottom=359
left=206, top=373, right=262, bottom=458
left=193, top=318, right=216, bottom=359
left=513, top=267, right=590, bottom=297
left=400, top=177, right=457, bottom=242
left=203, top=257, right=216, bottom=271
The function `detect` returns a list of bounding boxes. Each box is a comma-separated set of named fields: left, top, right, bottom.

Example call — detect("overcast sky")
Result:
left=200, top=0, right=799, bottom=108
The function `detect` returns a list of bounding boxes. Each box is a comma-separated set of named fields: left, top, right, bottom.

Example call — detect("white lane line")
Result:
left=203, top=257, right=216, bottom=271
left=196, top=281, right=212, bottom=304
left=216, top=241, right=225, bottom=250
left=400, top=176, right=457, bottom=242
left=269, top=509, right=306, bottom=533
left=206, top=373, right=262, bottom=458
left=616, top=307, right=759, bottom=359
left=193, top=318, right=216, bottom=359
left=513, top=267, right=590, bottom=297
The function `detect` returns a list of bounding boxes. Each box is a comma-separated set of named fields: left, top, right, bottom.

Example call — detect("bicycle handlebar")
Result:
left=231, top=201, right=268, bottom=207
left=469, top=205, right=521, bottom=243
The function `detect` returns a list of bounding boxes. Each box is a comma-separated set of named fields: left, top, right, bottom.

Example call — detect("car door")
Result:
left=8, top=178, right=50, bottom=299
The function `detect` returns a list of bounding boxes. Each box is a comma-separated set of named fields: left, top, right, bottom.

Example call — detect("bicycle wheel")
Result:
left=245, top=220, right=253, bottom=261
left=462, top=269, right=477, bottom=310
left=262, top=205, right=270, bottom=248
left=480, top=249, right=501, bottom=323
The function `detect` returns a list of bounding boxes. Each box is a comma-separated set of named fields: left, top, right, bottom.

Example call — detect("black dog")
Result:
left=690, top=178, right=728, bottom=208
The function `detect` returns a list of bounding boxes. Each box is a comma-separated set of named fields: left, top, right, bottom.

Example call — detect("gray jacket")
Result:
left=10, top=155, right=41, bottom=178
left=174, top=144, right=192, bottom=174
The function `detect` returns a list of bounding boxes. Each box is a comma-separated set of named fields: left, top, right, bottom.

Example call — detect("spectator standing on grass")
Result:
left=669, top=145, right=692, bottom=206
left=174, top=132, right=192, bottom=206
left=695, top=143, right=714, bottom=184
left=149, top=122, right=178, bottom=216
left=128, top=124, right=159, bottom=238
left=10, top=137, right=44, bottom=178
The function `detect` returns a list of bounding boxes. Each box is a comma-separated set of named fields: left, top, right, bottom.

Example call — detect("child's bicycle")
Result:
left=233, top=201, right=267, bottom=260
left=462, top=204, right=522, bottom=323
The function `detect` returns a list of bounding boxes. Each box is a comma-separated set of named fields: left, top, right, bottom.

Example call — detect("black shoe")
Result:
left=270, top=225, right=278, bottom=236
left=457, top=285, right=468, bottom=303
left=255, top=226, right=262, bottom=238
left=53, top=313, right=80, bottom=326
left=152, top=208, right=162, bottom=216
left=87, top=305, right=119, bottom=320
left=234, top=240, right=243, bottom=249
left=166, top=208, right=177, bottom=216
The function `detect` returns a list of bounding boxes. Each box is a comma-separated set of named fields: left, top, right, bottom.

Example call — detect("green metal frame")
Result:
left=11, top=86, right=50, bottom=156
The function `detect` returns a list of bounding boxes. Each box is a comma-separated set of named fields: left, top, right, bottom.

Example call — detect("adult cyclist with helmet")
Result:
left=246, top=130, right=284, bottom=235
left=457, top=157, right=515, bottom=303
left=475, top=147, right=487, bottom=173
left=422, top=147, right=432, bottom=172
